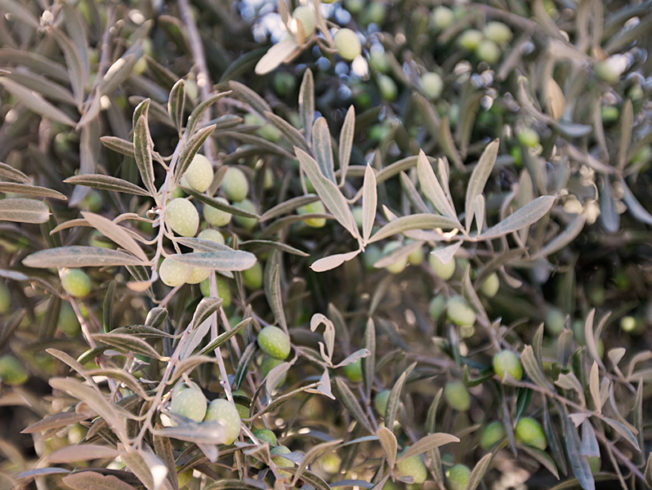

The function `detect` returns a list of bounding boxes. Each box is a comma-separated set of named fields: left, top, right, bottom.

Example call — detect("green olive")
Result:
left=166, top=198, right=199, bottom=237
left=446, top=296, right=476, bottom=327
left=169, top=383, right=207, bottom=423
left=446, top=464, right=470, bottom=490
left=61, top=269, right=92, bottom=298
left=257, top=326, right=291, bottom=360
left=183, top=154, right=214, bottom=192
left=0, top=354, right=29, bottom=385
left=204, top=399, right=241, bottom=445
left=396, top=452, right=427, bottom=484
left=480, top=421, right=506, bottom=449
left=444, top=380, right=470, bottom=411
left=334, top=28, right=362, bottom=61
left=515, top=417, right=547, bottom=450
left=221, top=167, right=249, bottom=202
left=159, top=257, right=192, bottom=287
left=492, top=350, right=523, bottom=381
left=343, top=359, right=363, bottom=383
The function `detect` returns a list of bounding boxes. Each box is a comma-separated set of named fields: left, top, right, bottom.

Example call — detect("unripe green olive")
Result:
left=343, top=359, right=363, bottom=383
left=81, top=190, right=102, bottom=212
left=431, top=6, right=454, bottom=30
left=368, top=49, right=389, bottom=73
left=515, top=417, right=547, bottom=450
left=601, top=106, right=619, bottom=125
left=482, top=21, right=512, bottom=45
left=89, top=230, right=113, bottom=249
left=374, top=389, right=390, bottom=416
left=362, top=2, right=386, bottom=24
left=480, top=421, right=506, bottom=449
left=428, top=295, right=446, bottom=321
left=273, top=72, right=296, bottom=97
left=363, top=245, right=382, bottom=271
left=242, top=262, right=263, bottom=290
left=595, top=56, right=625, bottom=85
left=334, top=28, right=362, bottom=61
left=204, top=399, right=241, bottom=444
left=429, top=254, right=456, bottom=280
left=457, top=29, right=483, bottom=51
left=378, top=74, right=397, bottom=101
left=318, top=451, right=342, bottom=474
left=260, top=356, right=287, bottom=385
left=407, top=245, right=424, bottom=265
left=446, top=464, right=470, bottom=490
left=166, top=198, right=199, bottom=237
left=421, top=72, right=443, bottom=100
left=492, top=350, right=523, bottom=381
left=545, top=307, right=565, bottom=335
left=58, top=303, right=80, bottom=337
left=271, top=445, right=294, bottom=470
left=61, top=269, right=91, bottom=298
left=189, top=231, right=223, bottom=286
left=444, top=380, right=471, bottom=411
left=183, top=154, right=214, bottom=192
left=232, top=199, right=257, bottom=231
left=345, top=0, right=364, bottom=14
left=200, top=274, right=232, bottom=307
left=480, top=272, right=500, bottom=297
left=0, top=283, right=10, bottom=314
left=170, top=383, right=207, bottom=422
left=221, top=167, right=249, bottom=202
left=254, top=428, right=277, bottom=446
left=396, top=452, right=427, bottom=484
left=203, top=197, right=233, bottom=226
left=159, top=257, right=192, bottom=287
left=587, top=455, right=600, bottom=474
left=382, top=241, right=408, bottom=274
left=292, top=6, right=316, bottom=38
left=177, top=469, right=193, bottom=488
left=297, top=200, right=327, bottom=228
left=517, top=128, right=540, bottom=149
left=446, top=296, right=476, bottom=327
left=0, top=354, right=28, bottom=385
left=186, top=266, right=211, bottom=285
left=620, top=315, right=638, bottom=333
left=197, top=228, right=225, bottom=244
left=476, top=39, right=501, bottom=64
left=352, top=205, right=364, bottom=228
left=257, top=326, right=291, bottom=360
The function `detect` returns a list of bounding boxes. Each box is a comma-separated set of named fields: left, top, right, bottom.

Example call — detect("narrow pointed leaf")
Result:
left=480, top=196, right=555, bottom=240
left=465, top=139, right=499, bottom=232
left=0, top=198, right=49, bottom=223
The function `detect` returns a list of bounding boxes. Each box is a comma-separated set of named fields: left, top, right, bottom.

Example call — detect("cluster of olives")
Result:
left=159, top=154, right=258, bottom=293
left=431, top=6, right=513, bottom=65
left=288, top=4, right=362, bottom=61
left=168, top=382, right=242, bottom=445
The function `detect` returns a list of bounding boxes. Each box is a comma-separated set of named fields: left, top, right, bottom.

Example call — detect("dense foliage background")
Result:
left=0, top=0, right=650, bottom=489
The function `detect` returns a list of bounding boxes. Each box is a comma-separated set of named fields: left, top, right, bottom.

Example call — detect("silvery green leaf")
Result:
left=295, top=148, right=358, bottom=238
left=416, top=150, right=457, bottom=220
left=299, top=69, right=314, bottom=144
left=338, top=106, right=355, bottom=186
left=312, top=117, right=335, bottom=183
left=23, top=246, right=147, bottom=268
left=465, top=139, right=498, bottom=233
left=369, top=214, right=459, bottom=243
left=171, top=250, right=256, bottom=272
left=0, top=78, right=77, bottom=127
left=480, top=196, right=555, bottom=240
left=64, top=174, right=150, bottom=197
